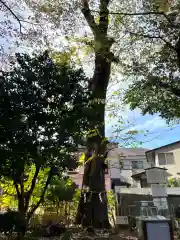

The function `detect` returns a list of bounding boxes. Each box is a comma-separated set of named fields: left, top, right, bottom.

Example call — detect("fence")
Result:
left=115, top=187, right=180, bottom=195
left=116, top=189, right=180, bottom=218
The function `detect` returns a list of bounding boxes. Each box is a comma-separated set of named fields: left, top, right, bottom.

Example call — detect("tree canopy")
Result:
left=46, top=176, right=78, bottom=204
left=0, top=51, right=91, bottom=219
left=122, top=0, right=180, bottom=122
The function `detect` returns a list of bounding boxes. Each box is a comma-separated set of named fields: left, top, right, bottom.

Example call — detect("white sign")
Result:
left=151, top=184, right=168, bottom=197
left=116, top=216, right=129, bottom=225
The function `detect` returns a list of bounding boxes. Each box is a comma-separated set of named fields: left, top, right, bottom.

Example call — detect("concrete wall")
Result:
left=115, top=187, right=180, bottom=196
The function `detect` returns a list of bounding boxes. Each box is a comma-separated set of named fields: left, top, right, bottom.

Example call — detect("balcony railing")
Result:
left=131, top=162, right=153, bottom=170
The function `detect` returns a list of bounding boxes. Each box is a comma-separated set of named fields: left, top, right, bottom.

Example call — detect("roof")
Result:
left=111, top=178, right=131, bottom=186
left=131, top=170, right=145, bottom=178
left=145, top=166, right=167, bottom=171
left=115, top=148, right=149, bottom=156
left=131, top=167, right=170, bottom=178
left=146, top=140, right=180, bottom=154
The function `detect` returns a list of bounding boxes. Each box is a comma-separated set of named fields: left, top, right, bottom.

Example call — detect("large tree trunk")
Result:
left=76, top=0, right=114, bottom=229
left=76, top=53, right=111, bottom=229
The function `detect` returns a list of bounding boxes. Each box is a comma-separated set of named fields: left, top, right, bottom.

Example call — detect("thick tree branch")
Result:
left=126, top=30, right=176, bottom=51
left=99, top=0, right=110, bottom=35
left=14, top=182, right=21, bottom=199
left=81, top=0, right=99, bottom=36
left=24, top=165, right=41, bottom=212
left=14, top=182, right=25, bottom=212
left=27, top=165, right=40, bottom=198
left=91, top=9, right=172, bottom=25
left=27, top=166, right=53, bottom=219
left=0, top=0, right=23, bottom=33
left=20, top=180, right=24, bottom=198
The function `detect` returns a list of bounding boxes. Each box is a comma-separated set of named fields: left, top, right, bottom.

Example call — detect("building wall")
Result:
left=69, top=166, right=111, bottom=191
left=107, top=148, right=121, bottom=180
left=108, top=147, right=149, bottom=186
left=153, top=142, right=180, bottom=178
left=107, top=149, right=133, bottom=185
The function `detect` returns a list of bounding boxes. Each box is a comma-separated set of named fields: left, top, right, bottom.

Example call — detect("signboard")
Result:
left=146, top=168, right=168, bottom=184
left=116, top=216, right=129, bottom=225
left=146, top=221, right=172, bottom=240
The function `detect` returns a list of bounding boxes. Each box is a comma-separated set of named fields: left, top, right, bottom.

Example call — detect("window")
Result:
left=131, top=161, right=143, bottom=169
left=158, top=153, right=174, bottom=165
left=123, top=160, right=131, bottom=170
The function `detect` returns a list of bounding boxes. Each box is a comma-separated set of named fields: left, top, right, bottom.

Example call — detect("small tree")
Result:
left=0, top=166, right=51, bottom=210
left=0, top=51, right=90, bottom=227
left=46, top=176, right=77, bottom=221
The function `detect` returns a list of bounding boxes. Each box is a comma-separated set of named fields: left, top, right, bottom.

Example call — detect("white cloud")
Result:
left=128, top=116, right=167, bottom=132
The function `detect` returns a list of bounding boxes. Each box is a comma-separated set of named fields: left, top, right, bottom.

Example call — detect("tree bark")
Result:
left=76, top=0, right=114, bottom=229
left=79, top=54, right=111, bottom=229
left=24, top=164, right=40, bottom=213
left=27, top=166, right=54, bottom=220
left=14, top=167, right=53, bottom=240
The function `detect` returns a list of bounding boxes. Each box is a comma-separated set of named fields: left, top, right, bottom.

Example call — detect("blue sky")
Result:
left=105, top=76, right=180, bottom=150
left=105, top=110, right=180, bottom=150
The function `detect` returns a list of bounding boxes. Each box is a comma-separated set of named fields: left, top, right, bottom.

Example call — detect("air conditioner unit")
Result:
left=116, top=216, right=129, bottom=225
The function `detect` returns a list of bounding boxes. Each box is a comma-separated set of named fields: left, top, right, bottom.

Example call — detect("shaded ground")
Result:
left=0, top=229, right=138, bottom=240
left=1, top=228, right=177, bottom=240
left=68, top=228, right=138, bottom=240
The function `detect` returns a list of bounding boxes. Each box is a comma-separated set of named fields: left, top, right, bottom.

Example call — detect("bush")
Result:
left=0, top=210, right=27, bottom=234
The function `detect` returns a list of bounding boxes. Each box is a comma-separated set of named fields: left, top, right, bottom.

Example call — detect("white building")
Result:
left=107, top=143, right=151, bottom=189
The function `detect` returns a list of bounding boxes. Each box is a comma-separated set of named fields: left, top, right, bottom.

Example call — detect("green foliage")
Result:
left=0, top=178, right=17, bottom=209
left=122, top=1, right=180, bottom=122
left=0, top=51, right=91, bottom=216
left=0, top=51, right=90, bottom=177
left=124, top=71, right=180, bottom=121
left=0, top=165, right=50, bottom=209
left=167, top=177, right=180, bottom=187
left=45, top=176, right=79, bottom=223
left=107, top=191, right=116, bottom=225
left=107, top=191, right=116, bottom=210
left=46, top=176, right=77, bottom=203
left=24, top=165, right=50, bottom=204
left=51, top=48, right=80, bottom=66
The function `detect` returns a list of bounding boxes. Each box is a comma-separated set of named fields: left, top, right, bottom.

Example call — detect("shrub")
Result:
left=0, top=210, right=27, bottom=234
